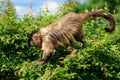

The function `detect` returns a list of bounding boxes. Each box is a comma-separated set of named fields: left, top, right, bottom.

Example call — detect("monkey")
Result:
left=27, top=11, right=115, bottom=66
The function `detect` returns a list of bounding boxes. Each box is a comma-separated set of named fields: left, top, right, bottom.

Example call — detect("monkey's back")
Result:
left=52, top=12, right=82, bottom=29
left=40, top=12, right=83, bottom=47
left=49, top=12, right=83, bottom=35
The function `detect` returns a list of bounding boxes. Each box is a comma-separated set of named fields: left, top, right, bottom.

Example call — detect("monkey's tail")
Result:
left=81, top=11, right=115, bottom=32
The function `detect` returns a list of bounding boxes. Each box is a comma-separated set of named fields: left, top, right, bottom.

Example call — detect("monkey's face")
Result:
left=27, top=32, right=42, bottom=49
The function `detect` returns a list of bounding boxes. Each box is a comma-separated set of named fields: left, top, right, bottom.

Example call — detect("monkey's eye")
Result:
left=34, top=37, right=37, bottom=40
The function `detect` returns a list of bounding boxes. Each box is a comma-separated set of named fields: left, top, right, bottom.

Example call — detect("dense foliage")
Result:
left=0, top=0, right=120, bottom=80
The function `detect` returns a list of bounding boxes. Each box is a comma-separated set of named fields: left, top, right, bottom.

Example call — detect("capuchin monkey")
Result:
left=27, top=11, right=115, bottom=66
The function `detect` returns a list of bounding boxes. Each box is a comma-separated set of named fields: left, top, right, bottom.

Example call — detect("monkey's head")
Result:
left=27, top=30, right=42, bottom=49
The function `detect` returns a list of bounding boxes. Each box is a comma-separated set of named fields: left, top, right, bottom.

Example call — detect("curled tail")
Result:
left=80, top=11, right=115, bottom=32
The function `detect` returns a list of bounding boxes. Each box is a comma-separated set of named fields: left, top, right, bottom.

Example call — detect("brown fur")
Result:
left=27, top=11, right=115, bottom=66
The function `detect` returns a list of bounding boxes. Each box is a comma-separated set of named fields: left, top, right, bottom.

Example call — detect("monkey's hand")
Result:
left=35, top=60, right=45, bottom=67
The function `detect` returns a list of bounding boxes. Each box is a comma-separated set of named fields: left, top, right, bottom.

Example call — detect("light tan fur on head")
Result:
left=27, top=30, right=42, bottom=49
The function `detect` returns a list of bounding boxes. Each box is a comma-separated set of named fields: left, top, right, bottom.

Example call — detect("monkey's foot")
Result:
left=81, top=43, right=86, bottom=48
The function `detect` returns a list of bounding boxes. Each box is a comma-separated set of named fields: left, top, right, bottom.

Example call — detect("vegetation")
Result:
left=0, top=0, right=120, bottom=80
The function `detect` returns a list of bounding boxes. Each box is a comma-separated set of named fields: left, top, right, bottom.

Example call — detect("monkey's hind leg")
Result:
left=74, top=33, right=86, bottom=48
left=80, top=39, right=86, bottom=48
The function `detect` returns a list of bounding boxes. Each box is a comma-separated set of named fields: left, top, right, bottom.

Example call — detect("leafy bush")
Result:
left=0, top=1, right=120, bottom=80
